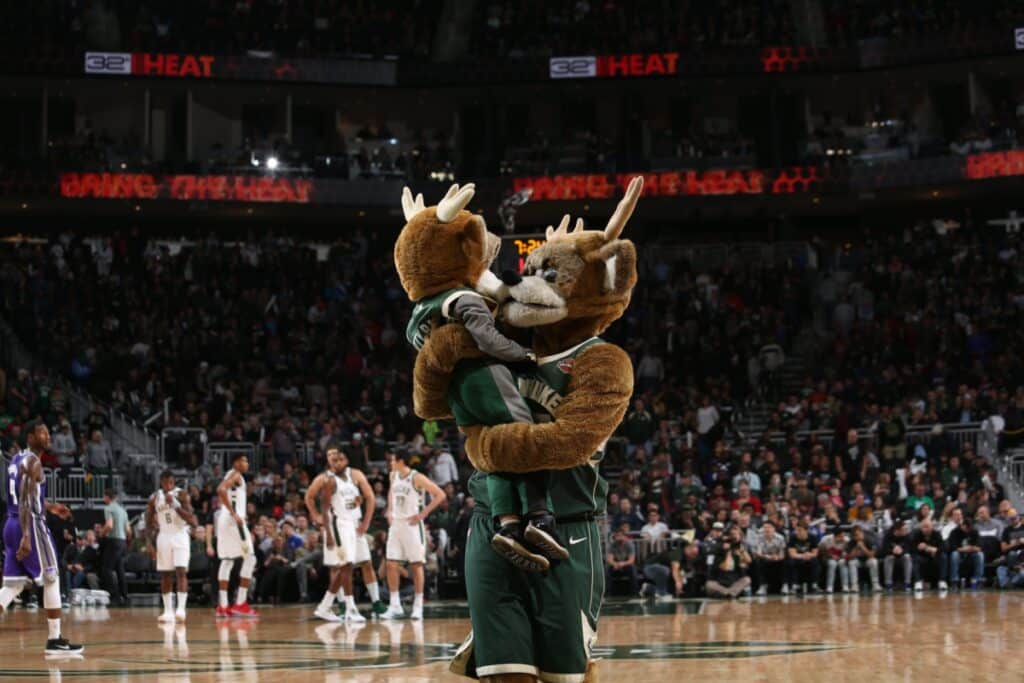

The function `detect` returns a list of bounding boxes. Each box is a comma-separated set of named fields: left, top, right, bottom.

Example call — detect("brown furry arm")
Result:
left=412, top=324, right=486, bottom=420
left=463, top=343, right=633, bottom=473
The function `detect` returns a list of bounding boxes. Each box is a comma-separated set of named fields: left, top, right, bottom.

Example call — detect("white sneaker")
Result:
left=938, top=581, right=949, bottom=592
left=780, top=584, right=790, bottom=595
left=755, top=585, right=768, bottom=597
left=157, top=612, right=175, bottom=623
left=345, top=609, right=367, bottom=624
left=175, top=611, right=186, bottom=623
left=872, top=583, right=882, bottom=593
left=380, top=605, right=405, bottom=620
left=826, top=587, right=833, bottom=594
left=410, top=607, right=423, bottom=621
left=914, top=581, right=924, bottom=592
left=655, top=593, right=674, bottom=603
left=314, top=607, right=343, bottom=623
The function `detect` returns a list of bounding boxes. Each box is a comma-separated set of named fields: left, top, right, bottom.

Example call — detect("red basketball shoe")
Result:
left=230, top=602, right=259, bottom=618
left=215, top=605, right=232, bottom=619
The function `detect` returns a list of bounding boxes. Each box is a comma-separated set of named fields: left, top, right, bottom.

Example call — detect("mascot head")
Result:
left=502, top=176, right=643, bottom=351
left=394, top=184, right=504, bottom=302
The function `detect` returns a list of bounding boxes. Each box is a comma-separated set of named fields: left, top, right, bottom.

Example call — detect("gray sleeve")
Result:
left=450, top=295, right=533, bottom=363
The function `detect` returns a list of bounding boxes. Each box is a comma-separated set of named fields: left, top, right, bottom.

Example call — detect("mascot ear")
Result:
left=460, top=215, right=486, bottom=262
left=596, top=240, right=637, bottom=294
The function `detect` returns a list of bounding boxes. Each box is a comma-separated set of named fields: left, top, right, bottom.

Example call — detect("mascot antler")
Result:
left=544, top=176, right=643, bottom=242
left=436, top=183, right=476, bottom=223
left=401, top=187, right=425, bottom=221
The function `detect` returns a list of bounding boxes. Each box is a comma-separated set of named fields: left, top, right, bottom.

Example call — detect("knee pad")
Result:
left=43, top=578, right=61, bottom=610
left=218, top=559, right=235, bottom=582
left=240, top=554, right=256, bottom=579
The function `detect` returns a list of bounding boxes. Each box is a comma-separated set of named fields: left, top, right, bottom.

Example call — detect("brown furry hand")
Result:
left=412, top=324, right=486, bottom=420
left=462, top=343, right=633, bottom=473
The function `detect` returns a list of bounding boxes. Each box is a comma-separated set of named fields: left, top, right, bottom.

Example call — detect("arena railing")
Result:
left=206, top=442, right=256, bottom=472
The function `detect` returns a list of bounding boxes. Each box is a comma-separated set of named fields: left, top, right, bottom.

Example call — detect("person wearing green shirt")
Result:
left=905, top=481, right=935, bottom=513
left=101, top=489, right=131, bottom=605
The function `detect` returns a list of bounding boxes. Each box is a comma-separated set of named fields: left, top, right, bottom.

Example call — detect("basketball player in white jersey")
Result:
left=215, top=454, right=258, bottom=618
left=146, top=470, right=197, bottom=622
left=381, top=450, right=446, bottom=620
left=306, top=446, right=377, bottom=622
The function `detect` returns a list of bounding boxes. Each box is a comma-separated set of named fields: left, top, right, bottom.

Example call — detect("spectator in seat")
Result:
left=64, top=530, right=101, bottom=591
left=753, top=520, right=787, bottom=595
left=606, top=525, right=639, bottom=596
left=847, top=526, right=882, bottom=592
left=624, top=399, right=656, bottom=456
left=818, top=528, right=851, bottom=593
left=731, top=482, right=763, bottom=515
left=948, top=516, right=984, bottom=590
left=640, top=507, right=670, bottom=554
left=882, top=519, right=914, bottom=591
left=259, top=535, right=295, bottom=604
left=669, top=540, right=706, bottom=598
left=706, top=526, right=751, bottom=599
left=51, top=419, right=77, bottom=468
left=430, top=448, right=459, bottom=489
left=974, top=506, right=1003, bottom=559
left=786, top=523, right=820, bottom=594
left=911, top=518, right=947, bottom=591
left=611, top=498, right=643, bottom=532
left=84, top=430, right=114, bottom=484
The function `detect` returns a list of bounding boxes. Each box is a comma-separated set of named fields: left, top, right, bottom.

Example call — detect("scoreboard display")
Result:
left=499, top=234, right=546, bottom=274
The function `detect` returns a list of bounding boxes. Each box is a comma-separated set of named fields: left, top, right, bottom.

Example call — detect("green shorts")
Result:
left=450, top=513, right=604, bottom=683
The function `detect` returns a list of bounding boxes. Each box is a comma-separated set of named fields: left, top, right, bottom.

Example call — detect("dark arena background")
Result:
left=1, top=1, right=1024, bottom=681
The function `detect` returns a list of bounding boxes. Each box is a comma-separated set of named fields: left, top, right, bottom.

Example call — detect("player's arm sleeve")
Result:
left=450, top=295, right=533, bottom=362
left=462, top=343, right=633, bottom=474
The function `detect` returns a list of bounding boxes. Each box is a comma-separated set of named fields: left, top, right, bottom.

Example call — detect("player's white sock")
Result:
left=345, top=595, right=358, bottom=612
left=47, top=618, right=60, bottom=640
left=318, top=591, right=337, bottom=611
left=176, top=592, right=188, bottom=614
left=218, top=590, right=229, bottom=608
left=389, top=591, right=401, bottom=608
left=0, top=586, right=19, bottom=611
left=413, top=593, right=423, bottom=611
left=235, top=585, right=248, bottom=605
left=336, top=586, right=345, bottom=604
left=367, top=581, right=381, bottom=603
left=162, top=593, right=174, bottom=614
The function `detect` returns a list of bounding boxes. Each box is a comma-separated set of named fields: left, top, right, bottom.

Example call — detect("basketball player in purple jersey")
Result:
left=1, top=421, right=83, bottom=654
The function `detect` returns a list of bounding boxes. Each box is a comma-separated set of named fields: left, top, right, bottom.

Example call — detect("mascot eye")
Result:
left=543, top=268, right=558, bottom=283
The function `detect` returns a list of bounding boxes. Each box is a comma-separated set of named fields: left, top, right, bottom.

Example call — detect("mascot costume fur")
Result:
left=395, top=176, right=643, bottom=683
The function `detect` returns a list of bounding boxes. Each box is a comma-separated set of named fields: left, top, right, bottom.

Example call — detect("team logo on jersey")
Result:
left=557, top=358, right=575, bottom=373
left=518, top=377, right=563, bottom=414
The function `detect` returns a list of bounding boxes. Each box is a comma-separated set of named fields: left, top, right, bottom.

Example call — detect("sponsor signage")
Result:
left=549, top=52, right=679, bottom=79
left=82, top=52, right=395, bottom=85
left=84, top=52, right=215, bottom=78
left=512, top=168, right=825, bottom=200
left=83, top=52, right=132, bottom=75
left=965, top=150, right=1024, bottom=180
left=59, top=172, right=314, bottom=203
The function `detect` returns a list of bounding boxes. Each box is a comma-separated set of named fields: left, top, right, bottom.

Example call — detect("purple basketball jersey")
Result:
left=3, top=451, right=57, bottom=584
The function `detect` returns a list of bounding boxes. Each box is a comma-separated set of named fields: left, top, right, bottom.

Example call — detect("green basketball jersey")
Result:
left=470, top=337, right=609, bottom=518
left=405, top=286, right=480, bottom=351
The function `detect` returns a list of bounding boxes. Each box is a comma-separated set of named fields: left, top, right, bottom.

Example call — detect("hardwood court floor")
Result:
left=0, top=592, right=1019, bottom=681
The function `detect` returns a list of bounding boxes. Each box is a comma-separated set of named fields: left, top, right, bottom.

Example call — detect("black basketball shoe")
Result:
left=491, top=522, right=550, bottom=572
left=45, top=638, right=84, bottom=655
left=524, top=513, right=570, bottom=561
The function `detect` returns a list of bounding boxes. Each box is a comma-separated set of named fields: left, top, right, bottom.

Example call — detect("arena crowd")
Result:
left=2, top=211, right=1024, bottom=603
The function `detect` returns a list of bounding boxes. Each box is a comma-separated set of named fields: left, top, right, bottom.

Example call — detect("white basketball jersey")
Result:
left=224, top=470, right=246, bottom=519
left=331, top=468, right=362, bottom=523
left=154, top=487, right=189, bottom=535
left=389, top=470, right=422, bottom=521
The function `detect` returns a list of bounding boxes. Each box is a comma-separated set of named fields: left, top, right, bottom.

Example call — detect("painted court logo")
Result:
left=0, top=638, right=851, bottom=677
